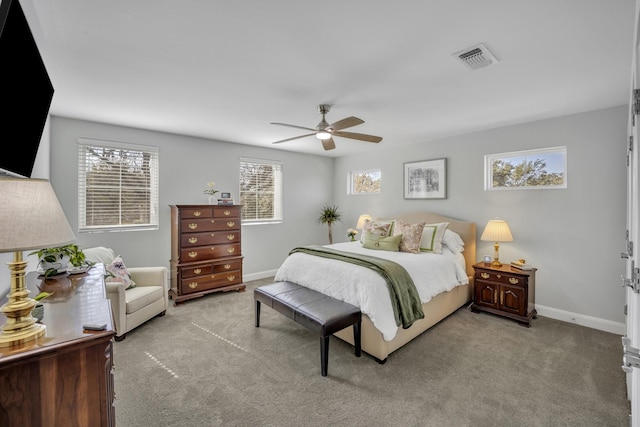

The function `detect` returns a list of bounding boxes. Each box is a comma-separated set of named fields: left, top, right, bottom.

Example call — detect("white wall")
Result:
left=333, top=105, right=628, bottom=332
left=48, top=116, right=335, bottom=281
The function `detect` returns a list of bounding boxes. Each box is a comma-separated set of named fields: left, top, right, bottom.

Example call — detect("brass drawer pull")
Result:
left=188, top=251, right=198, bottom=258
left=227, top=275, right=235, bottom=281
left=188, top=223, right=198, bottom=230
left=480, top=273, right=490, bottom=279
left=193, top=211, right=202, bottom=217
left=227, top=247, right=235, bottom=254
left=496, top=274, right=501, bottom=279
left=188, top=237, right=198, bottom=244
left=509, top=278, right=519, bottom=284
left=227, top=221, right=235, bottom=227
left=193, top=268, right=202, bottom=275
left=188, top=282, right=198, bottom=289
left=210, top=219, right=216, bottom=224
left=227, top=234, right=235, bottom=241
left=223, top=264, right=231, bottom=270
left=223, top=210, right=231, bottom=216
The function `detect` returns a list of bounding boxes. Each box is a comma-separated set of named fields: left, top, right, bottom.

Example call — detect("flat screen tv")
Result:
left=0, top=0, right=54, bottom=177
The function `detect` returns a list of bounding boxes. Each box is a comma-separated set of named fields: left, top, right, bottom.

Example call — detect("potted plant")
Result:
left=318, top=205, right=342, bottom=244
left=30, top=244, right=89, bottom=277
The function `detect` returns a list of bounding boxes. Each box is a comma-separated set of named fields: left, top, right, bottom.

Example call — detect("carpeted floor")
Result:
left=113, top=278, right=630, bottom=426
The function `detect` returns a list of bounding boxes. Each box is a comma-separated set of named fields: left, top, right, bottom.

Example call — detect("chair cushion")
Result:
left=125, top=285, right=165, bottom=314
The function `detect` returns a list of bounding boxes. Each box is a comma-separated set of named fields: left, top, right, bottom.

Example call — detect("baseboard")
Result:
left=243, top=269, right=278, bottom=283
left=535, top=304, right=625, bottom=335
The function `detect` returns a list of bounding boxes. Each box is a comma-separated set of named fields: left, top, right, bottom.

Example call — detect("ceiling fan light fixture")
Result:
left=316, top=131, right=331, bottom=140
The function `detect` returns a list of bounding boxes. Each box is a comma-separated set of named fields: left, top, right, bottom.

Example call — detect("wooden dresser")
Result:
left=169, top=204, right=245, bottom=304
left=0, top=265, right=116, bottom=427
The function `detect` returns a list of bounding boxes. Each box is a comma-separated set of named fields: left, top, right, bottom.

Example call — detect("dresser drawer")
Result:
left=475, top=270, right=527, bottom=287
left=180, top=270, right=242, bottom=294
left=180, top=243, right=241, bottom=262
left=180, top=217, right=240, bottom=233
left=180, top=264, right=213, bottom=278
left=180, top=231, right=240, bottom=247
left=213, top=206, right=241, bottom=218
left=180, top=207, right=213, bottom=219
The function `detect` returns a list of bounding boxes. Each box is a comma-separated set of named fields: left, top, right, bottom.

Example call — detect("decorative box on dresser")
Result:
left=0, top=264, right=116, bottom=427
left=170, top=204, right=245, bottom=304
left=470, top=262, right=537, bottom=327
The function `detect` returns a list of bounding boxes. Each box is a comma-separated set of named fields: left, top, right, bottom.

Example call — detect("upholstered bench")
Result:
left=254, top=281, right=362, bottom=376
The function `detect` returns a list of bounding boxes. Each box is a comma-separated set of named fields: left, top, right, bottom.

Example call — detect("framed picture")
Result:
left=220, top=192, right=231, bottom=199
left=403, top=158, right=447, bottom=199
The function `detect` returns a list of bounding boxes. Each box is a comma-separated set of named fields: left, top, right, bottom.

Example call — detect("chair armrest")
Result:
left=105, top=281, right=126, bottom=336
left=128, top=267, right=169, bottom=290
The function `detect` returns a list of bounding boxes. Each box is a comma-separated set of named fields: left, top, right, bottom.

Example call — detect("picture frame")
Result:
left=403, top=158, right=447, bottom=199
left=220, top=192, right=231, bottom=199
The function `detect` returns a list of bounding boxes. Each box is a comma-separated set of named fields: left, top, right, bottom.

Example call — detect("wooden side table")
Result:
left=470, top=262, right=537, bottom=327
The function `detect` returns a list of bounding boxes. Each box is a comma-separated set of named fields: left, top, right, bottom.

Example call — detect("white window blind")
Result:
left=78, top=138, right=159, bottom=232
left=239, top=157, right=282, bottom=224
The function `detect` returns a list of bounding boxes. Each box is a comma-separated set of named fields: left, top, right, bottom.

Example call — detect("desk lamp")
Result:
left=0, top=178, right=76, bottom=347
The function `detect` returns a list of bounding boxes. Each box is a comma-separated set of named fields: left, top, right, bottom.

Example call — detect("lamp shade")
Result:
left=356, top=214, right=372, bottom=229
left=480, top=219, right=513, bottom=242
left=0, top=178, right=76, bottom=252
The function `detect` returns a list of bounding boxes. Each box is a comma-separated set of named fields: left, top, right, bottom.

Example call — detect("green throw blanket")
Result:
left=289, top=245, right=425, bottom=329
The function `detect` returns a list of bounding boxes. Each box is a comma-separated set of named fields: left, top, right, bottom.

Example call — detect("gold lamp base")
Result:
left=491, top=242, right=503, bottom=268
left=0, top=251, right=46, bottom=348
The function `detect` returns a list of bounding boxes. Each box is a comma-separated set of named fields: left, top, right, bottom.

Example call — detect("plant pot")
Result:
left=208, top=196, right=216, bottom=205
left=39, top=253, right=71, bottom=274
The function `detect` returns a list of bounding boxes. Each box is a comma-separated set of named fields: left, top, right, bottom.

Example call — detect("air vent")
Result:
left=453, top=43, right=498, bottom=70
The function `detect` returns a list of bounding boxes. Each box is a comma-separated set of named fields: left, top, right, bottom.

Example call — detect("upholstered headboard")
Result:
left=382, top=211, right=477, bottom=278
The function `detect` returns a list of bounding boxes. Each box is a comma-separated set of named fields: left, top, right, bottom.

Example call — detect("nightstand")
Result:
left=470, top=262, right=537, bottom=327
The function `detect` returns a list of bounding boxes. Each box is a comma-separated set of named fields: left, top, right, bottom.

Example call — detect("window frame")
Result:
left=347, top=168, right=382, bottom=195
left=484, top=146, right=567, bottom=191
left=77, top=138, right=159, bottom=233
left=239, top=157, right=283, bottom=225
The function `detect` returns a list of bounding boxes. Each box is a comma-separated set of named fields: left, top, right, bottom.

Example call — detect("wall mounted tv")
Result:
left=0, top=0, right=54, bottom=177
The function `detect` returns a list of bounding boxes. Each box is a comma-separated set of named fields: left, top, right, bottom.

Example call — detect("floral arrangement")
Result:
left=203, top=181, right=219, bottom=196
left=347, top=228, right=358, bottom=241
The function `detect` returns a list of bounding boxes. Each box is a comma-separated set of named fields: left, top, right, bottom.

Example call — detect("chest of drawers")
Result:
left=169, top=204, right=245, bottom=304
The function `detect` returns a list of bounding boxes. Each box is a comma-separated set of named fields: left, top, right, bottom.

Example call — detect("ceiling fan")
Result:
left=271, top=104, right=383, bottom=151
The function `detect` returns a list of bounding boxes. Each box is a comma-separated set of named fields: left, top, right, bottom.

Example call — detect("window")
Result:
left=348, top=169, right=382, bottom=194
left=239, top=157, right=282, bottom=224
left=484, top=146, right=567, bottom=191
left=78, top=138, right=159, bottom=232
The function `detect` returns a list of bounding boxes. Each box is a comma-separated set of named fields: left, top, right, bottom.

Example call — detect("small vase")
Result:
left=208, top=196, right=216, bottom=205
left=32, top=303, right=44, bottom=322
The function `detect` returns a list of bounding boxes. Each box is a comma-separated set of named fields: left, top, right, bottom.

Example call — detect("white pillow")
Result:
left=419, top=222, right=449, bottom=253
left=442, top=229, right=465, bottom=254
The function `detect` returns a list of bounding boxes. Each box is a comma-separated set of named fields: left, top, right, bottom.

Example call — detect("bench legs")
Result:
left=320, top=321, right=361, bottom=377
left=255, top=300, right=261, bottom=327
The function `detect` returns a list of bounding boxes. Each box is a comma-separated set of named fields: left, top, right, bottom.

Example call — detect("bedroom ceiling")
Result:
left=22, top=0, right=635, bottom=157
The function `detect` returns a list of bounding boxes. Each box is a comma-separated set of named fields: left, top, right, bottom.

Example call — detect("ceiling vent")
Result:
left=453, top=43, right=498, bottom=70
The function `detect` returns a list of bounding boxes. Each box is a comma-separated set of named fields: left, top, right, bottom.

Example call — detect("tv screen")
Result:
left=0, top=0, right=54, bottom=177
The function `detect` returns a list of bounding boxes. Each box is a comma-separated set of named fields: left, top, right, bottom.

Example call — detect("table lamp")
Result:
left=0, top=178, right=76, bottom=347
left=480, top=219, right=513, bottom=268
left=356, top=214, right=372, bottom=231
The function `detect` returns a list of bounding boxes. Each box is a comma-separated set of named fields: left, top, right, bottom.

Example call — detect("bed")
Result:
left=274, top=211, right=476, bottom=363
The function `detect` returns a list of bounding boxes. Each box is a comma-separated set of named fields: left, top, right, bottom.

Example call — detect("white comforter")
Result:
left=274, top=242, right=469, bottom=341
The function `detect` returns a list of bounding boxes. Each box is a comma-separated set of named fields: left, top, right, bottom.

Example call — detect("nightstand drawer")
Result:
left=475, top=270, right=527, bottom=287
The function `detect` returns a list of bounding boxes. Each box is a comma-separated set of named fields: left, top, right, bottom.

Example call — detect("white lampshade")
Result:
left=0, top=178, right=76, bottom=252
left=480, top=219, right=513, bottom=243
left=356, top=214, right=372, bottom=229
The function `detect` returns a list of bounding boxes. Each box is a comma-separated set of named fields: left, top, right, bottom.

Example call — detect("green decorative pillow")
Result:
left=420, top=222, right=450, bottom=253
left=362, top=232, right=402, bottom=252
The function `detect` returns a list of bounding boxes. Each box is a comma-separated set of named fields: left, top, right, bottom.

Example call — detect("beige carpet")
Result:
left=113, top=278, right=630, bottom=426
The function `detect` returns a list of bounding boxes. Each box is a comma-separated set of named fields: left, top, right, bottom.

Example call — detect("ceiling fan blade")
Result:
left=321, top=137, right=336, bottom=151
left=272, top=133, right=316, bottom=144
left=329, top=116, right=364, bottom=131
left=270, top=122, right=316, bottom=132
left=332, top=131, right=382, bottom=143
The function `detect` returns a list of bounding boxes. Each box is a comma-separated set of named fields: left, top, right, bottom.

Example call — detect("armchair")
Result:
left=83, top=246, right=169, bottom=341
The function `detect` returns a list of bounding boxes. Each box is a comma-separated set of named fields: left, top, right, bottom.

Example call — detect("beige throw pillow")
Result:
left=393, top=220, right=426, bottom=254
